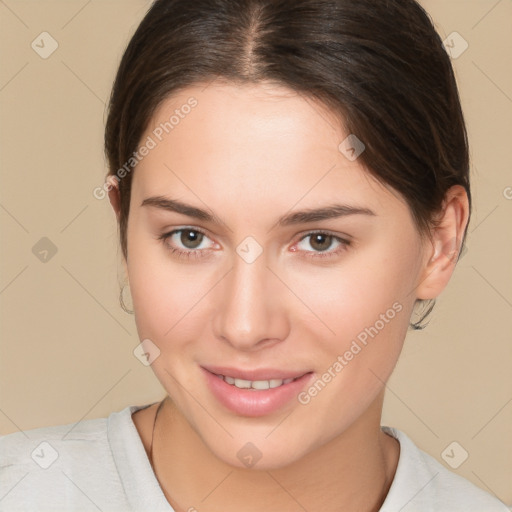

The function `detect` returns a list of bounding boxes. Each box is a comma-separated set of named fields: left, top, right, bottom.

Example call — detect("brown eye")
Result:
left=309, top=233, right=333, bottom=252
left=295, top=231, right=351, bottom=260
left=180, top=229, right=204, bottom=249
left=157, top=227, right=215, bottom=261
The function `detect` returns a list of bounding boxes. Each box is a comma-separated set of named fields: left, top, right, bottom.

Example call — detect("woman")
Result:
left=1, top=0, right=509, bottom=510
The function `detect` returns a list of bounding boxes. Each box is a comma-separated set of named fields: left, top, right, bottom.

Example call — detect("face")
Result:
left=122, top=81, right=428, bottom=469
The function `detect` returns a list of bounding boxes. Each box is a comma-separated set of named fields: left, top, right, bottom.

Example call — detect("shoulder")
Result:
left=0, top=414, right=110, bottom=474
left=379, top=426, right=510, bottom=512
left=0, top=407, right=134, bottom=511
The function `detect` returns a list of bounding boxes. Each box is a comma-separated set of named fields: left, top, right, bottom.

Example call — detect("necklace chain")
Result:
left=146, top=395, right=396, bottom=510
left=149, top=397, right=166, bottom=469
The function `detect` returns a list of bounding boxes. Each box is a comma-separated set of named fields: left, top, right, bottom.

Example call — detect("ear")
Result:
left=415, top=185, right=470, bottom=300
left=107, top=175, right=121, bottom=222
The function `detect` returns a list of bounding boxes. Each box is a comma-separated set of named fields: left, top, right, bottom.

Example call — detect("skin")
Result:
left=108, top=81, right=469, bottom=512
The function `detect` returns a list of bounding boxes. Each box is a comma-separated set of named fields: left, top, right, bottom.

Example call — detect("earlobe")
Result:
left=415, top=185, right=470, bottom=300
left=107, top=175, right=121, bottom=222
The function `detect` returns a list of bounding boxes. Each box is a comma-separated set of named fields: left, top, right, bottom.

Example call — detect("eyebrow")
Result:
left=140, top=196, right=376, bottom=228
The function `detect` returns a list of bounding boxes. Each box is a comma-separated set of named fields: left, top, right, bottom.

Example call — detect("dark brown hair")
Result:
left=104, top=0, right=471, bottom=329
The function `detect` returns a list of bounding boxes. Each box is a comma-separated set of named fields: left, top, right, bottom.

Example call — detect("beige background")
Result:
left=1, top=0, right=511, bottom=505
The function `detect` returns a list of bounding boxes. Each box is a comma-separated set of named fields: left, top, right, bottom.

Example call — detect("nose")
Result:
left=213, top=247, right=290, bottom=352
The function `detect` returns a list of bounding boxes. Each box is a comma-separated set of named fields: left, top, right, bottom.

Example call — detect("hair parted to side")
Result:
left=104, top=0, right=471, bottom=329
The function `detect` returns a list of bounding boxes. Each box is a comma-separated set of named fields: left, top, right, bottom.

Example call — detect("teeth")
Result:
left=234, top=378, right=252, bottom=389
left=219, top=375, right=298, bottom=390
left=251, top=380, right=270, bottom=390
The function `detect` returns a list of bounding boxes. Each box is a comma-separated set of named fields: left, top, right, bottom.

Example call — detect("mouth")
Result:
left=213, top=373, right=301, bottom=390
left=201, top=366, right=314, bottom=417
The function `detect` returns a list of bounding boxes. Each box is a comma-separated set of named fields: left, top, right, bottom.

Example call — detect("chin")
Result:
left=207, top=435, right=313, bottom=471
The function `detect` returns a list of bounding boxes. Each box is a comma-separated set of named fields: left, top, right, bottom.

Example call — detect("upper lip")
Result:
left=202, top=365, right=311, bottom=381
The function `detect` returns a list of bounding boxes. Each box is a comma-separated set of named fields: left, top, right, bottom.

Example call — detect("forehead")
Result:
left=132, top=81, right=405, bottom=219
left=146, top=80, right=344, bottom=154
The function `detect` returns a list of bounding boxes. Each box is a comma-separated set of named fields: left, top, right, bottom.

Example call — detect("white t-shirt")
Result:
left=0, top=402, right=509, bottom=512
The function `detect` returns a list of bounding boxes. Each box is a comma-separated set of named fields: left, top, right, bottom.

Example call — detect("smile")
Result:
left=202, top=366, right=314, bottom=416
left=214, top=373, right=299, bottom=390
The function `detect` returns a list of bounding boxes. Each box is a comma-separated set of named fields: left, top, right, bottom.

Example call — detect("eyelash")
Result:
left=157, top=227, right=351, bottom=261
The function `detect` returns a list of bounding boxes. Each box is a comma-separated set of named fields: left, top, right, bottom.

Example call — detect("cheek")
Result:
left=126, top=226, right=198, bottom=342
left=129, top=262, right=206, bottom=343
left=292, top=237, right=418, bottom=393
left=295, top=243, right=416, bottom=348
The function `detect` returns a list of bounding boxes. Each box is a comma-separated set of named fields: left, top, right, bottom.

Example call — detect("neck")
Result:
left=149, top=391, right=399, bottom=512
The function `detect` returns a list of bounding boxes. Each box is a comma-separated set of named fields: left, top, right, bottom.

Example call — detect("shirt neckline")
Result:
left=108, top=402, right=174, bottom=511
left=108, top=403, right=409, bottom=512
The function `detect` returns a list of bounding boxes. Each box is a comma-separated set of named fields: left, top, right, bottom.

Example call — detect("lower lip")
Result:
left=201, top=368, right=314, bottom=417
